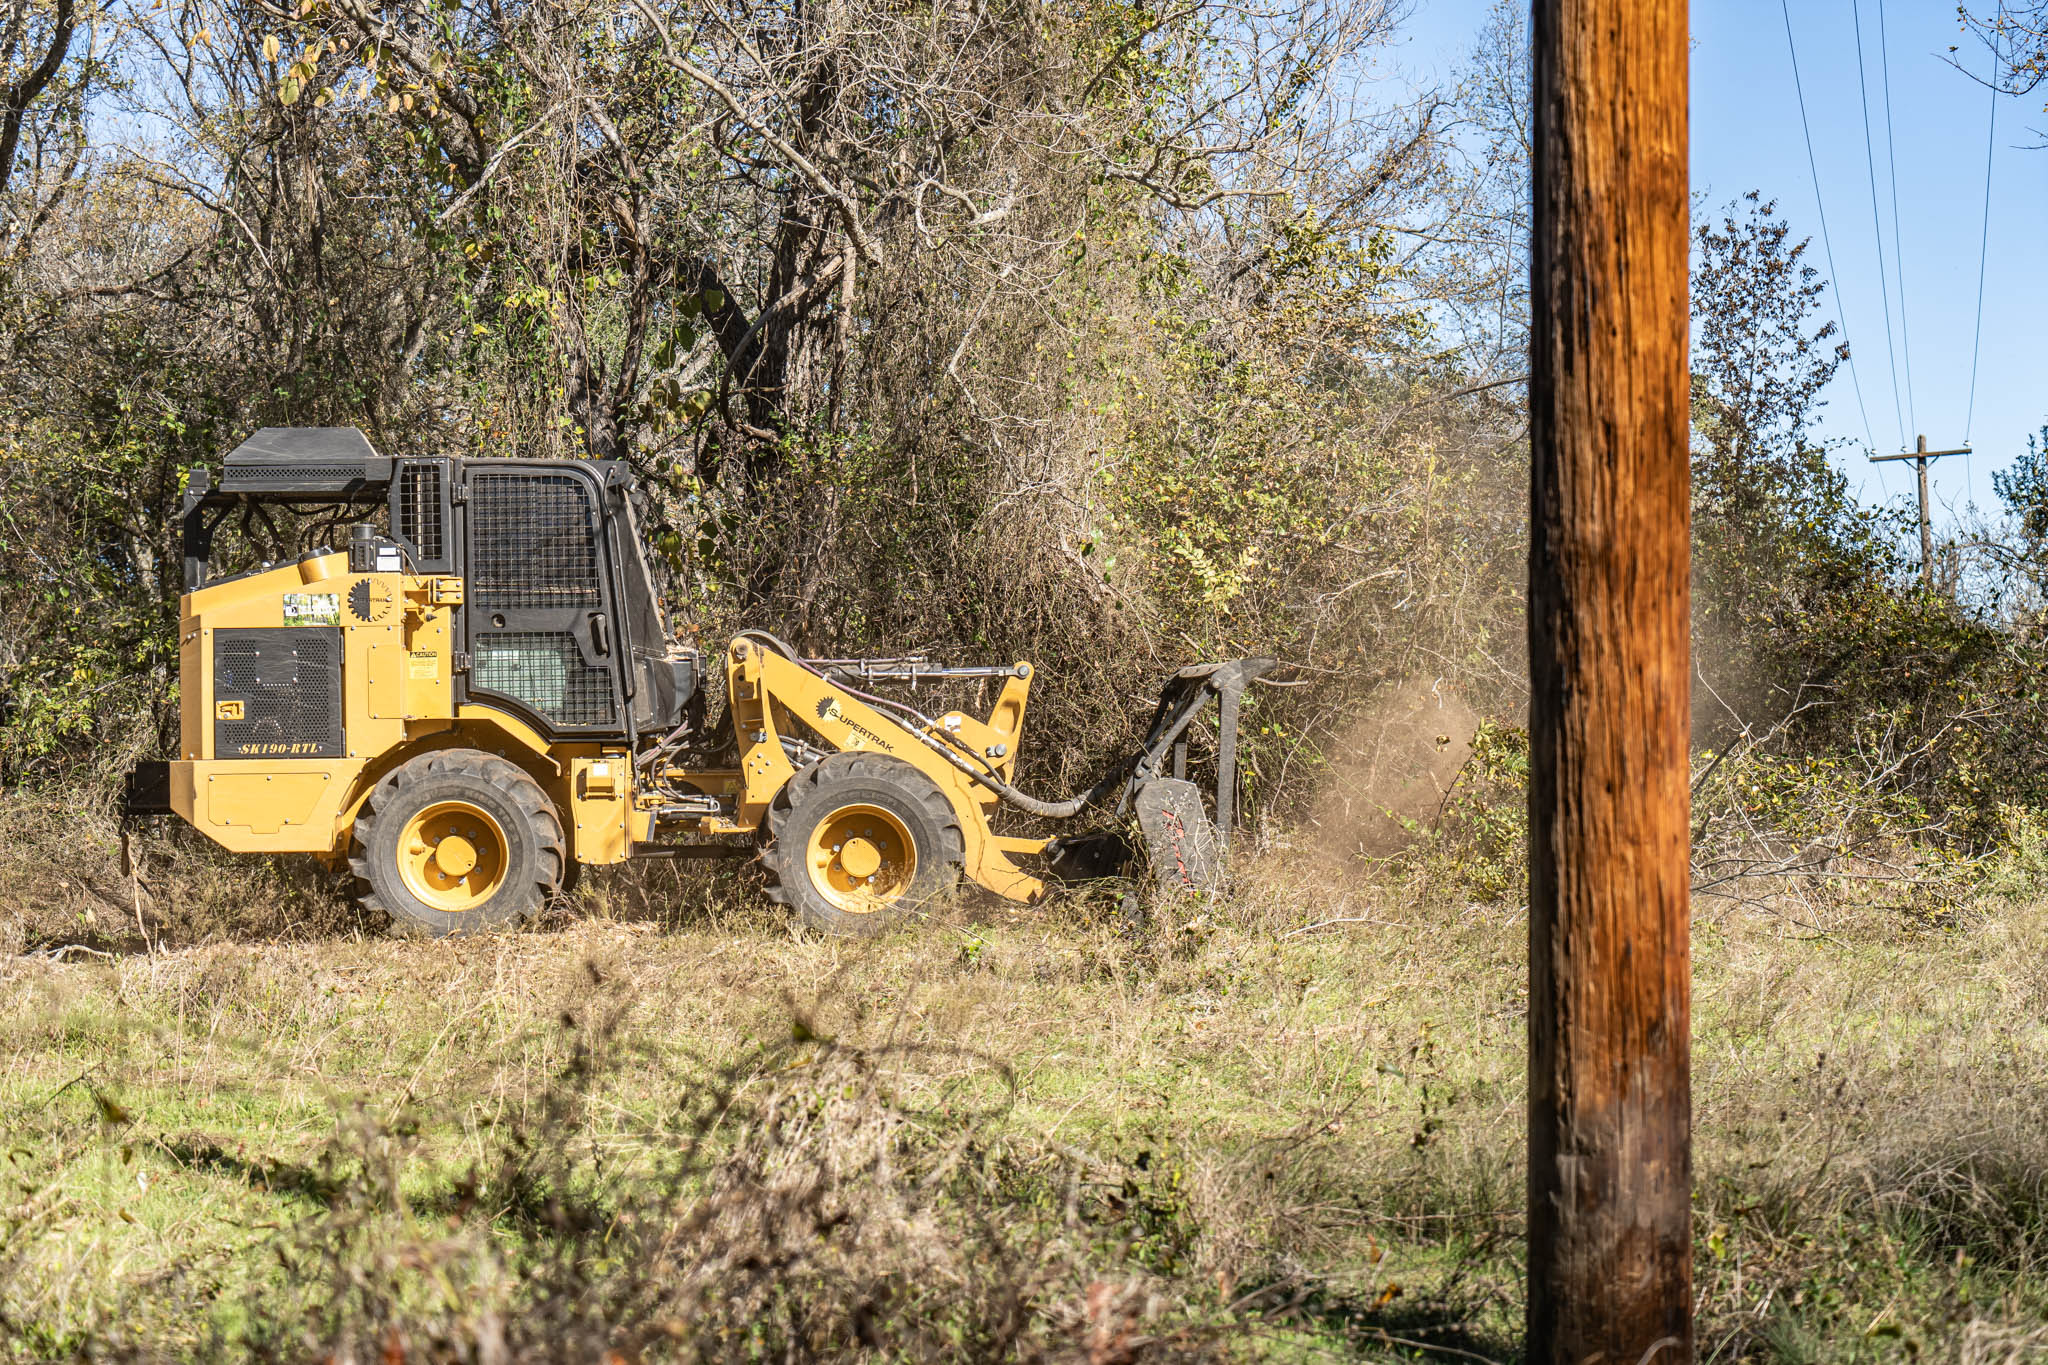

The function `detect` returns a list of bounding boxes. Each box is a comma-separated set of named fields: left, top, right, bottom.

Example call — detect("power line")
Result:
left=1780, top=0, right=1879, bottom=457
left=1966, top=48, right=1999, bottom=443
left=1850, top=0, right=1908, bottom=451
left=1875, top=0, right=1917, bottom=440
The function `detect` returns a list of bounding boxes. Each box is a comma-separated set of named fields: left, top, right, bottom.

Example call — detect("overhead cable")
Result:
left=1850, top=0, right=1908, bottom=450
left=1780, top=0, right=1880, bottom=457
left=1966, top=48, right=1999, bottom=443
left=1875, top=0, right=1918, bottom=439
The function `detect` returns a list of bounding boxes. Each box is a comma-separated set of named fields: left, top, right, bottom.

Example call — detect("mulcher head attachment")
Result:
left=1134, top=778, right=1223, bottom=893
left=1037, top=656, right=1277, bottom=895
left=1045, top=656, right=1276, bottom=893
left=1121, top=655, right=1275, bottom=846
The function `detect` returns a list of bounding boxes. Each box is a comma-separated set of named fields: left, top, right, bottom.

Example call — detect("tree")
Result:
left=1437, top=0, right=1531, bottom=378
left=0, top=0, right=77, bottom=198
left=1690, top=193, right=1846, bottom=566
left=1682, top=195, right=2048, bottom=846
left=1962, top=3, right=2048, bottom=95
left=0, top=0, right=94, bottom=282
left=1687, top=192, right=1889, bottom=733
left=1993, top=424, right=2048, bottom=542
left=0, top=0, right=1494, bottom=793
left=1987, top=422, right=2048, bottom=630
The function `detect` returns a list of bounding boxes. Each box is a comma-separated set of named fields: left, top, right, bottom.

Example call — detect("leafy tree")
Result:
left=0, top=0, right=82, bottom=206
left=1688, top=194, right=1884, bottom=731
left=1691, top=195, right=1856, bottom=585
left=1985, top=422, right=2048, bottom=631
left=1683, top=193, right=2048, bottom=843
left=0, top=0, right=1493, bottom=807
left=1993, top=424, right=2048, bottom=544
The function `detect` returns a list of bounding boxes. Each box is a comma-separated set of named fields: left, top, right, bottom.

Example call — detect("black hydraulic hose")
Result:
left=737, top=629, right=1123, bottom=819
left=926, top=743, right=1133, bottom=819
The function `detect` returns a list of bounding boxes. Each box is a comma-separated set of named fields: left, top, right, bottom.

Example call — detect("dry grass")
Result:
left=0, top=797, right=361, bottom=957
left=4, top=834, right=2048, bottom=1360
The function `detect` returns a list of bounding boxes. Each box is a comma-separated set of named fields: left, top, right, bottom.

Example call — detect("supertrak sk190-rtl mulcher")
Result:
left=123, top=427, right=1272, bottom=936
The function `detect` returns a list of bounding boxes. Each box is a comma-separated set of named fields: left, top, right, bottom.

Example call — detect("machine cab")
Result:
left=177, top=427, right=694, bottom=753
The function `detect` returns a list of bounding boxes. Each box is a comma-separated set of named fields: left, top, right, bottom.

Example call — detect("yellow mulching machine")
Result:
left=124, top=428, right=1271, bottom=936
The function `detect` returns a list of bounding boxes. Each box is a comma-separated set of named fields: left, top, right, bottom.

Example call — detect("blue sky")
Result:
left=1396, top=0, right=2046, bottom=534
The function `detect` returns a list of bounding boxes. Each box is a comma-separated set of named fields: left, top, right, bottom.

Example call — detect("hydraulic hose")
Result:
left=913, top=733, right=1133, bottom=819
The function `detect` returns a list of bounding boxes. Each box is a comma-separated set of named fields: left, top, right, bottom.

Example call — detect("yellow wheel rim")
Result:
left=804, top=804, right=917, bottom=915
left=398, top=801, right=509, bottom=913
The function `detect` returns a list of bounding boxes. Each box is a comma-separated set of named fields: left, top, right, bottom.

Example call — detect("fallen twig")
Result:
left=37, top=1062, right=103, bottom=1110
left=1282, top=915, right=1404, bottom=939
left=29, top=943, right=115, bottom=961
left=1367, top=1332, right=1503, bottom=1365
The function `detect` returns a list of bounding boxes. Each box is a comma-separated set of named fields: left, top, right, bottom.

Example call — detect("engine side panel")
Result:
left=171, top=553, right=466, bottom=855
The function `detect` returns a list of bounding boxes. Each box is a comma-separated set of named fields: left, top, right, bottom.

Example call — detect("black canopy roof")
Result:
left=218, top=426, right=392, bottom=495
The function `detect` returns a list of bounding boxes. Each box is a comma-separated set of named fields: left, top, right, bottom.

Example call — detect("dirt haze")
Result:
left=1306, top=676, right=1480, bottom=860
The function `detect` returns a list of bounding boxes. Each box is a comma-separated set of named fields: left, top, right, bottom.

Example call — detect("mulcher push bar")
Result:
left=1116, top=657, right=1276, bottom=856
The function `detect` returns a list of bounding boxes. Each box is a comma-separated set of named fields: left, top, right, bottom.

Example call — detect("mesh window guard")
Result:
left=468, top=473, right=601, bottom=610
left=474, top=632, right=615, bottom=726
left=397, top=463, right=445, bottom=564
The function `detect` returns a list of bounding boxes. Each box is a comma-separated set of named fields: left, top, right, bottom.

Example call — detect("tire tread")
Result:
left=349, top=748, right=566, bottom=937
left=759, top=754, right=964, bottom=935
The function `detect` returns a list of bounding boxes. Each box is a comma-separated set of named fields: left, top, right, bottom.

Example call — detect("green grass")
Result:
left=5, top=859, right=2048, bottom=1360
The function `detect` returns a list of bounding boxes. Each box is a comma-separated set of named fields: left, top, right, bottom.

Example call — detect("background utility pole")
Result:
left=1528, top=1, right=1692, bottom=1361
left=1869, top=435, right=1971, bottom=588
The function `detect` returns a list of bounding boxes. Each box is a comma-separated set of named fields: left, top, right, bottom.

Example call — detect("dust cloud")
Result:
left=1306, top=677, right=1480, bottom=860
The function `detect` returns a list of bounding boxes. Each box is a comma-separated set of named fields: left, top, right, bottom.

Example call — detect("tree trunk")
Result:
left=1526, top=1, right=1693, bottom=1361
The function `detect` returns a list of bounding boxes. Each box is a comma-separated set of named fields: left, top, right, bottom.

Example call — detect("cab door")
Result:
left=459, top=464, right=625, bottom=735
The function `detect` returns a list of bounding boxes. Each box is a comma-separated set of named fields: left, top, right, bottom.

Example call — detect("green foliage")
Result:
left=0, top=411, right=187, bottom=778
left=1690, top=193, right=1885, bottom=722
left=1684, top=193, right=2048, bottom=854
left=1422, top=721, right=1528, bottom=901
left=1993, top=424, right=2048, bottom=542
left=0, top=0, right=1495, bottom=837
left=1103, top=219, right=1417, bottom=628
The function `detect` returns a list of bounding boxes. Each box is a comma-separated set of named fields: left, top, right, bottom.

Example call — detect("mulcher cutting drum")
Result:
left=1135, top=779, right=1223, bottom=894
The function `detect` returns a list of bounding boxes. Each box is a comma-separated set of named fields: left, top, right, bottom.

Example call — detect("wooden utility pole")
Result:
left=1528, top=1, right=1692, bottom=1361
left=1868, top=435, right=1971, bottom=587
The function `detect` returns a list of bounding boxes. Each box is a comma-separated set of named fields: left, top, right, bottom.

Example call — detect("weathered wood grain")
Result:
left=1527, top=1, right=1693, bottom=1360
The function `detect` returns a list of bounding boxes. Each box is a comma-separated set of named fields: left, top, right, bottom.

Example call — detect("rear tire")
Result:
left=763, top=754, right=964, bottom=937
left=350, top=749, right=566, bottom=938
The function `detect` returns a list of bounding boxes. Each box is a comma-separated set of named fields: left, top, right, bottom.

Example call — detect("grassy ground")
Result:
left=6, top=846, right=2048, bottom=1361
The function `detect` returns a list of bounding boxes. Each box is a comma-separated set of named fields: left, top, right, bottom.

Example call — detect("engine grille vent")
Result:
left=213, top=628, right=344, bottom=758
left=220, top=462, right=377, bottom=492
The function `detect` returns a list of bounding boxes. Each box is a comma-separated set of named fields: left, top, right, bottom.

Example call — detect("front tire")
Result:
left=350, top=750, right=566, bottom=938
left=763, top=754, right=965, bottom=936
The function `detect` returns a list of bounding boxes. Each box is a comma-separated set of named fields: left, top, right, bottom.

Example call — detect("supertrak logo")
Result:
left=815, top=696, right=895, bottom=753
